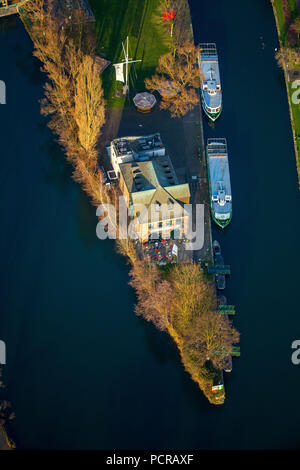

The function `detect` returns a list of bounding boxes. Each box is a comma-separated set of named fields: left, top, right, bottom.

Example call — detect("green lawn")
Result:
left=89, top=0, right=171, bottom=107
left=274, top=0, right=298, bottom=43
left=274, top=0, right=286, bottom=39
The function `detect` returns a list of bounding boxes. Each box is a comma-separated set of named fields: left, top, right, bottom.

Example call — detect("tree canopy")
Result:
left=145, top=41, right=202, bottom=117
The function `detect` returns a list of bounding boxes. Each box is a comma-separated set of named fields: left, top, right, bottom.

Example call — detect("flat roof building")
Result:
left=110, top=133, right=165, bottom=175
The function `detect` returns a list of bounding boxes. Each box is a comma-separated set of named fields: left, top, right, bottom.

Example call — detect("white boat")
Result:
left=206, top=139, right=232, bottom=228
left=198, top=43, right=222, bottom=121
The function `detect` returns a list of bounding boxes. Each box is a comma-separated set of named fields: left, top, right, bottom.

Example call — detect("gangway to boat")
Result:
left=213, top=346, right=240, bottom=357
left=217, top=305, right=235, bottom=315
left=207, top=265, right=231, bottom=275
left=232, top=347, right=240, bottom=357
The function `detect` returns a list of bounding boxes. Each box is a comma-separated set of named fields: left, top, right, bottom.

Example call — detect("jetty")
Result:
left=0, top=0, right=28, bottom=18
left=218, top=304, right=235, bottom=315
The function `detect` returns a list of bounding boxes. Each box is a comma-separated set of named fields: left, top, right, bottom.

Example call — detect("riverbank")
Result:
left=271, top=0, right=300, bottom=187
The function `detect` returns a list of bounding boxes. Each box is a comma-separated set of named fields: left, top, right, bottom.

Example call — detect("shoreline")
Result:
left=271, top=0, right=300, bottom=188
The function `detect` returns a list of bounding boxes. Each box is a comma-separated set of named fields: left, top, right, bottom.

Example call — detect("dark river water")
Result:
left=0, top=0, right=300, bottom=450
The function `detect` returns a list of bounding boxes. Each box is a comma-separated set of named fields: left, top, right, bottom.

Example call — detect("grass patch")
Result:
left=89, top=0, right=170, bottom=107
left=297, top=138, right=300, bottom=161
left=274, top=0, right=286, bottom=40
left=274, top=0, right=298, bottom=43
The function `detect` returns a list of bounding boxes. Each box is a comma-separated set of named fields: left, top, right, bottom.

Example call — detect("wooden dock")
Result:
left=0, top=5, right=18, bottom=17
left=0, top=1, right=29, bottom=19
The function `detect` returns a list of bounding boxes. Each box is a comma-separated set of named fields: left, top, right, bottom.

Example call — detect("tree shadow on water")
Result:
left=41, top=135, right=74, bottom=194
left=137, top=315, right=215, bottom=413
left=14, top=45, right=45, bottom=87
left=136, top=316, right=180, bottom=367
left=75, top=191, right=100, bottom=248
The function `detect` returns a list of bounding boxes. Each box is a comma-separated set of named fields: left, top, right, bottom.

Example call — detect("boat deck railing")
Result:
left=207, top=265, right=231, bottom=275
left=207, top=138, right=227, bottom=155
left=199, top=43, right=218, bottom=59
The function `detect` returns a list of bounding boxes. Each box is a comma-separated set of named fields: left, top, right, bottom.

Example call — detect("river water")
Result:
left=0, top=0, right=300, bottom=449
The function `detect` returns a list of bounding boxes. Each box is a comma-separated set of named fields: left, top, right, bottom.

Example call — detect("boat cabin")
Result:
left=212, top=185, right=231, bottom=207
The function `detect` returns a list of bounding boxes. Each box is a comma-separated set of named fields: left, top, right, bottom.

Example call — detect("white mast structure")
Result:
left=113, top=36, right=141, bottom=95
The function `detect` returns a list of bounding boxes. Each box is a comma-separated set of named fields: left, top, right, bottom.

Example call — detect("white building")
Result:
left=110, top=133, right=166, bottom=176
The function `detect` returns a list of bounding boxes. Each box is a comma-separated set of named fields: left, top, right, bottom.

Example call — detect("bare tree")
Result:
left=129, top=260, right=173, bottom=331
left=184, top=312, right=240, bottom=370
left=169, top=263, right=215, bottom=333
left=129, top=260, right=239, bottom=372
left=22, top=0, right=106, bottom=206
left=145, top=41, right=202, bottom=117
left=74, top=54, right=105, bottom=159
